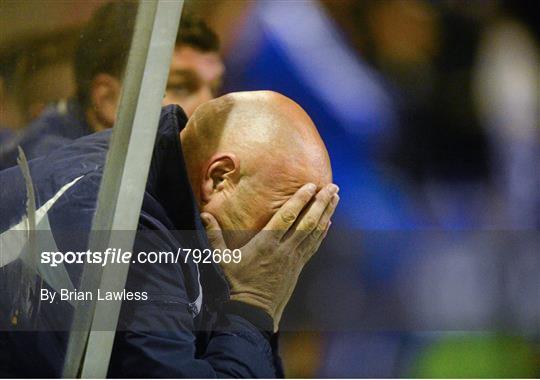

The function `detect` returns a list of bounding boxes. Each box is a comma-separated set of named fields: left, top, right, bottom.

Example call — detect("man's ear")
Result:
left=88, top=73, right=121, bottom=130
left=201, top=153, right=240, bottom=203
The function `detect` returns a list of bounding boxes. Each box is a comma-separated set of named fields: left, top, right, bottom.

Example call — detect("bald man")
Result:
left=0, top=91, right=338, bottom=377
left=182, top=92, right=336, bottom=328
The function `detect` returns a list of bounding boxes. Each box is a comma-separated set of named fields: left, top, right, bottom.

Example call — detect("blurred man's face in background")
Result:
left=163, top=44, right=224, bottom=116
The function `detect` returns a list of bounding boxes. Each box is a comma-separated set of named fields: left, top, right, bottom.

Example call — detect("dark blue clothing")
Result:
left=0, top=128, right=14, bottom=145
left=0, top=105, right=282, bottom=377
left=0, top=100, right=91, bottom=171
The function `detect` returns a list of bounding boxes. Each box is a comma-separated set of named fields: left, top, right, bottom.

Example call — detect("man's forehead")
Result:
left=171, top=45, right=224, bottom=82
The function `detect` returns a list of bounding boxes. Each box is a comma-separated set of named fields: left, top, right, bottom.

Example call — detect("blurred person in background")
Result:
left=163, top=14, right=224, bottom=115
left=351, top=0, right=492, bottom=229
left=473, top=0, right=540, bottom=229
left=0, top=29, right=78, bottom=151
left=0, top=0, right=223, bottom=170
left=0, top=29, right=78, bottom=131
left=12, top=29, right=79, bottom=122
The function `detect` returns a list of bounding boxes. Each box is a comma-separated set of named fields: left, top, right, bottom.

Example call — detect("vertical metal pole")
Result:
left=62, top=0, right=184, bottom=377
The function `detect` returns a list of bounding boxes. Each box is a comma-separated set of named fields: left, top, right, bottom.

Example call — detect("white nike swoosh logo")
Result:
left=0, top=175, right=84, bottom=296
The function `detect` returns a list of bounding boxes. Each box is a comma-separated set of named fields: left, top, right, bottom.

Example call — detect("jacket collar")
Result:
left=147, top=105, right=230, bottom=306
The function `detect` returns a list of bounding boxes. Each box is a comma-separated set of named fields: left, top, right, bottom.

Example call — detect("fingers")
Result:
left=263, top=183, right=317, bottom=241
left=322, top=220, right=332, bottom=241
left=200, top=212, right=227, bottom=250
left=286, top=184, right=339, bottom=247
left=299, top=196, right=338, bottom=261
left=310, top=193, right=339, bottom=244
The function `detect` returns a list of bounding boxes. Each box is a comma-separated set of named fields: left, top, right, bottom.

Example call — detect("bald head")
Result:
left=181, top=91, right=332, bottom=244
left=185, top=91, right=331, bottom=186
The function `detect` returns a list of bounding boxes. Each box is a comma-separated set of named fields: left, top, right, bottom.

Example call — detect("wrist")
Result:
left=222, top=300, right=275, bottom=338
left=229, top=292, right=276, bottom=321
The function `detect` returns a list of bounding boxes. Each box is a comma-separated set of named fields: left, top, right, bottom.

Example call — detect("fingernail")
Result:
left=325, top=220, right=332, bottom=233
left=329, top=184, right=339, bottom=194
left=306, top=183, right=317, bottom=194
left=200, top=213, right=209, bottom=227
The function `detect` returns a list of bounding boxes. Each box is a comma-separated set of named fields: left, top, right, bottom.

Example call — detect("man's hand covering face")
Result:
left=202, top=182, right=339, bottom=331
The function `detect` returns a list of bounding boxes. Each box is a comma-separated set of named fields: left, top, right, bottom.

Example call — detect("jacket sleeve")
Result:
left=107, top=222, right=281, bottom=378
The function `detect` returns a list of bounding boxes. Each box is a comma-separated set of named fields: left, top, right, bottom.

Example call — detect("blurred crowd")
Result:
left=0, top=0, right=538, bottom=377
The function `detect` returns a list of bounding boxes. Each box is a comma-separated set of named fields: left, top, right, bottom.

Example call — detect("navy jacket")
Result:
left=0, top=128, right=14, bottom=145
left=0, top=105, right=283, bottom=377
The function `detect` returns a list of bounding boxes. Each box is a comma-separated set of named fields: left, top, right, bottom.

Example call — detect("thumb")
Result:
left=200, top=212, right=227, bottom=250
